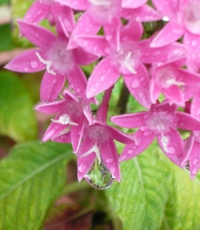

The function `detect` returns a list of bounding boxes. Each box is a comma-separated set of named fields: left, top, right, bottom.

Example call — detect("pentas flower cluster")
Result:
left=5, top=0, right=200, bottom=187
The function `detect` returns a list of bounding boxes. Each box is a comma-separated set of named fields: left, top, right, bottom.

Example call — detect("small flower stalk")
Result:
left=5, top=0, right=200, bottom=188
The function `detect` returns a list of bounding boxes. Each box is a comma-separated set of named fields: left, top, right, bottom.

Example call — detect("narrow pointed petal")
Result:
left=120, top=129, right=155, bottom=162
left=67, top=65, right=87, bottom=97
left=73, top=47, right=98, bottom=65
left=189, top=141, right=200, bottom=179
left=35, top=100, right=67, bottom=113
left=181, top=133, right=195, bottom=167
left=124, top=64, right=151, bottom=109
left=162, top=85, right=184, bottom=106
left=150, top=79, right=160, bottom=104
left=5, top=49, right=46, bottom=73
left=75, top=36, right=109, bottom=57
left=121, top=0, right=147, bottom=8
left=23, top=1, right=50, bottom=23
left=176, top=112, right=200, bottom=131
left=111, top=111, right=147, bottom=128
left=70, top=118, right=85, bottom=153
left=157, top=128, right=183, bottom=166
left=40, top=71, right=66, bottom=102
left=107, top=126, right=133, bottom=144
left=191, top=92, right=200, bottom=119
left=150, top=22, right=184, bottom=47
left=175, top=68, right=200, bottom=86
left=100, top=140, right=121, bottom=181
left=67, top=13, right=100, bottom=49
left=121, top=20, right=143, bottom=42
left=86, top=57, right=119, bottom=98
left=52, top=131, right=71, bottom=143
left=77, top=138, right=96, bottom=181
left=55, top=0, right=87, bottom=10
left=18, top=20, right=57, bottom=49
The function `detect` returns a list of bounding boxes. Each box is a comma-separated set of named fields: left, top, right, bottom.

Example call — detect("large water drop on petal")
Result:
left=85, top=159, right=115, bottom=190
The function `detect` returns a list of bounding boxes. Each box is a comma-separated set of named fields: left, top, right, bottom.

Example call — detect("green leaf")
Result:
left=106, top=143, right=200, bottom=230
left=106, top=144, right=171, bottom=230
left=0, top=24, right=15, bottom=51
left=0, top=0, right=10, bottom=5
left=0, top=141, right=73, bottom=230
left=0, top=71, right=37, bottom=142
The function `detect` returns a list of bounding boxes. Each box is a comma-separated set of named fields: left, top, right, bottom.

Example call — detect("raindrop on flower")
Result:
left=30, top=61, right=39, bottom=69
left=85, top=159, right=115, bottom=190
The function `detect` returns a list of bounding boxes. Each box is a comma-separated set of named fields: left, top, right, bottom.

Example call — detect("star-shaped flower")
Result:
left=112, top=101, right=200, bottom=166
left=5, top=20, right=97, bottom=102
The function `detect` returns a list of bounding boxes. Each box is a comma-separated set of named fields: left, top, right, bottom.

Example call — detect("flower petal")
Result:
left=107, top=126, right=133, bottom=144
left=121, top=20, right=143, bottom=42
left=176, top=112, right=200, bottom=131
left=55, top=0, right=88, bottom=10
left=162, top=85, right=184, bottom=106
left=18, top=20, right=57, bottom=49
left=120, top=129, right=155, bottom=162
left=157, top=128, right=183, bottom=166
left=121, top=0, right=147, bottom=8
left=40, top=71, right=66, bottom=102
left=188, top=141, right=200, bottom=179
left=5, top=49, right=46, bottom=73
left=191, top=91, right=200, bottom=119
left=73, top=47, right=98, bottom=65
left=35, top=100, right=67, bottom=114
left=150, top=22, right=184, bottom=47
left=86, top=57, right=119, bottom=98
left=100, top=139, right=121, bottom=181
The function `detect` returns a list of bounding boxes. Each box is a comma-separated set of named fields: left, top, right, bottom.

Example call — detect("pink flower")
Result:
left=35, top=89, right=93, bottom=152
left=151, top=0, right=200, bottom=47
left=150, top=57, right=200, bottom=106
left=111, top=101, right=200, bottom=166
left=77, top=88, right=133, bottom=182
left=76, top=20, right=186, bottom=108
left=5, top=20, right=97, bottom=102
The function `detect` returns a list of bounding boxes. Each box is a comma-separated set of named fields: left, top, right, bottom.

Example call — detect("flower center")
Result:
left=87, top=125, right=109, bottom=143
left=146, top=112, right=174, bottom=133
left=183, top=0, right=200, bottom=34
left=51, top=114, right=78, bottom=126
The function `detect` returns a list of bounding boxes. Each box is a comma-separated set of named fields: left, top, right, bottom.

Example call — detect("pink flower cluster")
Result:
left=5, top=0, right=200, bottom=182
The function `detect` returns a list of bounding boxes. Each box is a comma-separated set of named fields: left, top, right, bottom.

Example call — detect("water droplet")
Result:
left=24, top=67, right=28, bottom=72
left=30, top=61, right=39, bottom=69
left=131, top=79, right=140, bottom=88
left=193, top=157, right=199, bottom=166
left=52, top=79, right=57, bottom=84
left=106, top=158, right=113, bottom=163
left=78, top=162, right=87, bottom=173
left=192, top=40, right=197, bottom=47
left=192, top=168, right=198, bottom=175
left=100, top=76, right=105, bottom=82
left=168, top=147, right=175, bottom=154
left=85, top=160, right=115, bottom=190
left=128, top=149, right=134, bottom=154
left=106, top=35, right=112, bottom=41
left=83, top=41, right=88, bottom=46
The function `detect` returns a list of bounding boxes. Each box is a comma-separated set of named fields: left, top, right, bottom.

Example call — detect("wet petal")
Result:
left=121, top=0, right=147, bottom=8
left=35, top=100, right=67, bottom=114
left=100, top=139, right=121, bottom=181
left=77, top=138, right=96, bottom=181
left=124, top=64, right=151, bottom=109
left=191, top=91, right=200, bottom=119
left=55, top=0, right=88, bottom=10
left=40, top=71, right=66, bottom=102
left=23, top=1, right=50, bottom=23
left=181, top=133, right=195, bottom=167
left=5, top=48, right=46, bottom=73
left=189, top=141, right=200, bottom=179
left=86, top=57, right=119, bottom=98
left=121, top=20, right=143, bottom=42
left=120, top=129, right=155, bottom=162
left=111, top=111, right=147, bottom=128
left=162, top=85, right=184, bottom=106
left=73, top=47, right=98, bottom=65
left=176, top=111, right=200, bottom=131
left=18, top=20, right=57, bottom=49
left=52, top=131, right=71, bottom=143
left=157, top=128, right=183, bottom=166
left=107, top=126, right=133, bottom=144
left=150, top=22, right=184, bottom=47
left=150, top=78, right=161, bottom=104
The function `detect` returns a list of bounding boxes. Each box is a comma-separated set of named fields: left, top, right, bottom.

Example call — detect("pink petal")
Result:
left=124, top=64, right=151, bottom=109
left=107, top=126, right=133, bottom=144
left=111, top=111, right=147, bottom=128
left=35, top=100, right=67, bottom=114
left=150, top=79, right=161, bottom=104
left=77, top=138, right=96, bottom=181
left=150, top=22, right=184, bottom=47
left=73, top=47, right=98, bottom=65
left=67, top=13, right=100, bottom=50
left=67, top=65, right=87, bottom=97
left=100, top=140, right=121, bottom=181
left=175, top=68, right=200, bottom=86
left=176, top=112, right=200, bottom=131
left=181, top=133, right=195, bottom=167
left=121, top=20, right=143, bottom=42
left=121, top=0, right=147, bottom=8
left=52, top=131, right=71, bottom=143
left=4, top=49, right=46, bottom=73
left=189, top=141, right=200, bottom=179
left=162, top=85, right=184, bottom=106
left=121, top=5, right=162, bottom=22
left=157, top=128, right=183, bottom=166
left=55, top=0, right=88, bottom=10
left=191, top=91, right=200, bottom=119
left=23, top=1, right=50, bottom=23
left=119, top=129, right=155, bottom=162
left=75, top=36, right=109, bottom=57
left=86, top=57, right=119, bottom=98
left=18, top=20, right=57, bottom=49
left=40, top=71, right=66, bottom=102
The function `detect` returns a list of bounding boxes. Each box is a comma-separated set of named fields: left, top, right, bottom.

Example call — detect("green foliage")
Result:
left=0, top=71, right=37, bottom=142
left=0, top=23, right=15, bottom=51
left=105, top=143, right=200, bottom=230
left=0, top=141, right=73, bottom=230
